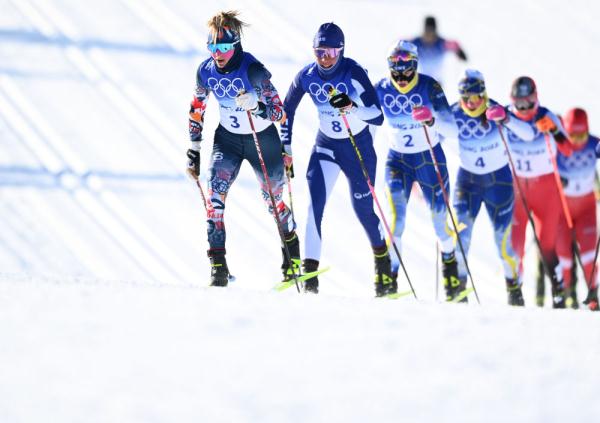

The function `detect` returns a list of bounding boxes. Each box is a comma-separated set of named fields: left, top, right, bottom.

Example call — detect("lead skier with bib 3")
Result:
left=374, top=40, right=461, bottom=301
left=281, top=22, right=392, bottom=296
left=187, top=11, right=300, bottom=287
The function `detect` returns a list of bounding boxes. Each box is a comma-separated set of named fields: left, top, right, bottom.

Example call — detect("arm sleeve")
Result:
left=505, top=111, right=535, bottom=141
left=189, top=71, right=210, bottom=142
left=428, top=80, right=458, bottom=138
left=247, top=62, right=286, bottom=123
left=350, top=65, right=384, bottom=126
left=279, top=70, right=306, bottom=146
left=548, top=111, right=569, bottom=144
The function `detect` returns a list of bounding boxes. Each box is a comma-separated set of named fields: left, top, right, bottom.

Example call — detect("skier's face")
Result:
left=209, top=46, right=236, bottom=68
left=461, top=94, right=485, bottom=111
left=314, top=46, right=341, bottom=69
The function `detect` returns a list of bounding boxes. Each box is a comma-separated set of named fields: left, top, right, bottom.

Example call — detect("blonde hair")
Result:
left=207, top=10, right=247, bottom=43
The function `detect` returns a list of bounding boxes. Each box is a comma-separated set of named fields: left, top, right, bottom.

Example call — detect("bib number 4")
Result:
left=475, top=157, right=485, bottom=168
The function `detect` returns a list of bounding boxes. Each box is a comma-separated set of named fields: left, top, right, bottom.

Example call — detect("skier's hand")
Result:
left=235, top=92, right=258, bottom=111
left=485, top=105, right=508, bottom=123
left=329, top=92, right=356, bottom=113
left=412, top=106, right=434, bottom=126
left=186, top=145, right=200, bottom=180
left=535, top=115, right=557, bottom=134
left=282, top=144, right=294, bottom=178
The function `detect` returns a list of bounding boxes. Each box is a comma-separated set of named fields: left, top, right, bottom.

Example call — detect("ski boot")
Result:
left=208, top=249, right=229, bottom=287
left=506, top=278, right=525, bottom=306
left=583, top=287, right=599, bottom=311
left=374, top=246, right=396, bottom=297
left=565, top=286, right=579, bottom=309
left=281, top=232, right=301, bottom=283
left=442, top=251, right=466, bottom=302
left=550, top=280, right=566, bottom=309
left=303, top=258, right=320, bottom=294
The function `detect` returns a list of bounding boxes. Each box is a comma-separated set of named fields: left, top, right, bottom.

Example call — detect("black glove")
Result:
left=186, top=149, right=200, bottom=179
left=329, top=92, right=355, bottom=109
left=457, top=48, right=467, bottom=61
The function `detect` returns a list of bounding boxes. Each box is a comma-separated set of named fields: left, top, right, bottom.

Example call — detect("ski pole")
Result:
left=194, top=178, right=209, bottom=212
left=337, top=112, right=417, bottom=299
left=285, top=169, right=295, bottom=220
left=497, top=125, right=557, bottom=286
left=422, top=125, right=480, bottom=304
left=435, top=242, right=440, bottom=301
left=246, top=111, right=301, bottom=293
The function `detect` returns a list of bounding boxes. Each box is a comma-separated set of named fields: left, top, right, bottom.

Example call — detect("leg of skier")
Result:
left=245, top=125, right=299, bottom=282
left=303, top=143, right=341, bottom=293
left=206, top=126, right=245, bottom=286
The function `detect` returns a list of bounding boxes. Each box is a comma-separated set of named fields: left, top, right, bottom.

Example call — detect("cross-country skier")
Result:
left=556, top=107, right=600, bottom=311
left=505, top=76, right=570, bottom=308
left=187, top=11, right=300, bottom=286
left=410, top=16, right=468, bottom=85
left=450, top=69, right=534, bottom=306
left=374, top=40, right=461, bottom=301
left=281, top=22, right=392, bottom=296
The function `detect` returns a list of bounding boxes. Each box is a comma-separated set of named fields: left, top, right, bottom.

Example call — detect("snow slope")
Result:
left=1, top=0, right=599, bottom=421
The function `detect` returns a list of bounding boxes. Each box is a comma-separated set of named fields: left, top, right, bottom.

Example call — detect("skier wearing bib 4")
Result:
left=187, top=11, right=299, bottom=287
left=281, top=22, right=390, bottom=296
left=505, top=76, right=569, bottom=308
left=374, top=40, right=461, bottom=301
left=556, top=108, right=600, bottom=311
left=451, top=70, right=534, bottom=305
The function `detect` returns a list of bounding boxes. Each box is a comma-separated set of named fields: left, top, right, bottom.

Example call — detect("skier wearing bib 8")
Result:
left=281, top=22, right=392, bottom=296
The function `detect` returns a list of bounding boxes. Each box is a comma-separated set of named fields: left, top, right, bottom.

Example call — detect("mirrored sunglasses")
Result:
left=314, top=47, right=342, bottom=59
left=461, top=94, right=485, bottom=103
left=388, top=50, right=417, bottom=63
left=569, top=132, right=588, bottom=143
left=207, top=41, right=239, bottom=54
left=513, top=97, right=536, bottom=111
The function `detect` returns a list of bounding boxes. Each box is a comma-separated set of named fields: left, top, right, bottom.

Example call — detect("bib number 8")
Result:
left=332, top=121, right=342, bottom=133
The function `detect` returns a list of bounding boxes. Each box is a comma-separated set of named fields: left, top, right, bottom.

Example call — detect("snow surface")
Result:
left=1, top=0, right=600, bottom=421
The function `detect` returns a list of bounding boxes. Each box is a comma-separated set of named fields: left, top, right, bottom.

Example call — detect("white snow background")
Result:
left=1, top=0, right=599, bottom=422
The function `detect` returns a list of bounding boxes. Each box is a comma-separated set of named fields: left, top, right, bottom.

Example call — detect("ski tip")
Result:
left=451, top=287, right=474, bottom=303
left=383, top=290, right=413, bottom=300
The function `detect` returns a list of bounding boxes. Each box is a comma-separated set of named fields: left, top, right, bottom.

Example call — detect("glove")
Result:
left=235, top=92, right=258, bottom=111
left=412, top=106, right=434, bottom=126
left=535, top=115, right=557, bottom=133
left=282, top=144, right=294, bottom=178
left=186, top=143, right=200, bottom=179
left=485, top=105, right=508, bottom=123
left=329, top=92, right=356, bottom=112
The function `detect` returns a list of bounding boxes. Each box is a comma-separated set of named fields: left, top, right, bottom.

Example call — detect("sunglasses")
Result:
left=314, top=47, right=342, bottom=59
left=513, top=98, right=536, bottom=111
left=569, top=132, right=588, bottom=143
left=388, top=50, right=417, bottom=63
left=207, top=41, right=239, bottom=54
left=461, top=94, right=485, bottom=103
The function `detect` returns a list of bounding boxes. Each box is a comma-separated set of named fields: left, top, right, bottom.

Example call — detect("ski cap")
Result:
left=458, top=69, right=486, bottom=96
left=313, top=22, right=345, bottom=49
left=511, top=76, right=537, bottom=101
left=564, top=107, right=589, bottom=134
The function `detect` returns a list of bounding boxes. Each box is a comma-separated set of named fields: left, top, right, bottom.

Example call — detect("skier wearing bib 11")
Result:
left=186, top=11, right=300, bottom=287
left=374, top=40, right=461, bottom=301
left=281, top=22, right=392, bottom=296
left=450, top=69, right=535, bottom=306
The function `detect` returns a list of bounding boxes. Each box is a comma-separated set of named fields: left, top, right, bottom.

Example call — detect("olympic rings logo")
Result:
left=207, top=77, right=245, bottom=98
left=456, top=118, right=492, bottom=139
left=382, top=93, right=423, bottom=115
left=308, top=82, right=348, bottom=103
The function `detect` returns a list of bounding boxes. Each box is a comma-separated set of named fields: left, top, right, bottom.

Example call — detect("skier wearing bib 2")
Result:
left=187, top=11, right=299, bottom=287
left=374, top=40, right=461, bottom=301
left=451, top=70, right=534, bottom=305
left=281, top=23, right=391, bottom=296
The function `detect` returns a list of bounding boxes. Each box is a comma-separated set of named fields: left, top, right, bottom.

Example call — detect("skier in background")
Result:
left=186, top=11, right=300, bottom=286
left=374, top=40, right=462, bottom=301
left=556, top=107, right=600, bottom=311
left=505, top=76, right=570, bottom=308
left=281, top=22, right=392, bottom=296
left=450, top=69, right=534, bottom=306
left=411, top=16, right=468, bottom=86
